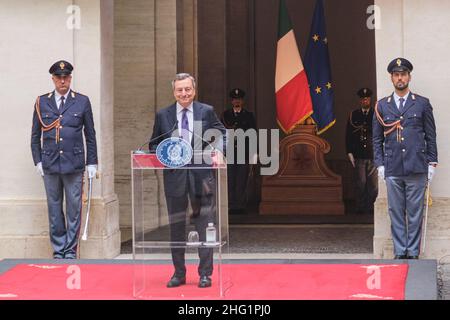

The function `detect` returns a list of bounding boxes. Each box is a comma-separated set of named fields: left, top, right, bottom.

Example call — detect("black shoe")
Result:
left=394, top=255, right=407, bottom=259
left=198, top=276, right=212, bottom=288
left=167, top=275, right=186, bottom=288
left=408, top=255, right=419, bottom=259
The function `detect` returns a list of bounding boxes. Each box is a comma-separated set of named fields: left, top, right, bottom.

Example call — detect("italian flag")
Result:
left=275, top=0, right=313, bottom=133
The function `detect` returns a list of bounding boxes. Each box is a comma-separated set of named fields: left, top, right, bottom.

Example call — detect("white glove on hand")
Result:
left=347, top=153, right=355, bottom=168
left=377, top=166, right=385, bottom=180
left=36, top=162, right=44, bottom=177
left=87, top=165, right=97, bottom=179
left=428, top=165, right=435, bottom=182
left=251, top=153, right=258, bottom=165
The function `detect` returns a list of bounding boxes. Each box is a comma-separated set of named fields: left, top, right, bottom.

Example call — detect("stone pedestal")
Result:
left=259, top=125, right=344, bottom=215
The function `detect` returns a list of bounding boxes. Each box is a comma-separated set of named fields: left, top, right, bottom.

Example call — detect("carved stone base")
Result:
left=259, top=125, right=344, bottom=215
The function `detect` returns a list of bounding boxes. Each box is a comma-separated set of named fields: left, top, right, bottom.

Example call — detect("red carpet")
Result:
left=0, top=263, right=408, bottom=300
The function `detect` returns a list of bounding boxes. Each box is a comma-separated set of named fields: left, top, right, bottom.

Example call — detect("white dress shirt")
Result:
left=54, top=90, right=70, bottom=110
left=393, top=91, right=410, bottom=110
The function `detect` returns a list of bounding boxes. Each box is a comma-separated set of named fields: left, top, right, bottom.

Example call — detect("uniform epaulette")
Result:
left=40, top=92, right=53, bottom=99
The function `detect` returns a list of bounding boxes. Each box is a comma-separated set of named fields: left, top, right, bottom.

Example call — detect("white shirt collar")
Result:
left=54, top=90, right=70, bottom=103
left=176, top=102, right=193, bottom=114
left=393, top=91, right=410, bottom=106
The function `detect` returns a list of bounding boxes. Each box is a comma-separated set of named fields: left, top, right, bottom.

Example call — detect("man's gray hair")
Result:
left=171, top=73, right=196, bottom=90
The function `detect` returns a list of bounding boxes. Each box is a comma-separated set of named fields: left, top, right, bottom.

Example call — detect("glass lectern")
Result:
left=131, top=151, right=229, bottom=299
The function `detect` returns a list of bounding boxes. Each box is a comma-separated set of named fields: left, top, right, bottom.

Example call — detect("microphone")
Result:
left=181, top=126, right=217, bottom=152
left=181, top=126, right=226, bottom=166
left=134, top=120, right=179, bottom=154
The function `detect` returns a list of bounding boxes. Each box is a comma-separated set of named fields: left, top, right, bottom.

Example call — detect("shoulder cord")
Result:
left=348, top=111, right=364, bottom=134
left=374, top=101, right=403, bottom=142
left=35, top=96, right=60, bottom=144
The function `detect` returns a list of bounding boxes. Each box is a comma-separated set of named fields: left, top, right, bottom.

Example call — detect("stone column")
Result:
left=114, top=0, right=177, bottom=241
left=0, top=0, right=120, bottom=258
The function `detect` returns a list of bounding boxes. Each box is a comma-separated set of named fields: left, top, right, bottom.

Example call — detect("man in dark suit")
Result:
left=346, top=88, right=378, bottom=214
left=373, top=58, right=438, bottom=259
left=31, top=60, right=98, bottom=259
left=221, top=88, right=257, bottom=215
left=149, top=73, right=226, bottom=288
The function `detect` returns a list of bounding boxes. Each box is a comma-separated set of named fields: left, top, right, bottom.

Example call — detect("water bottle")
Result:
left=206, top=223, right=216, bottom=243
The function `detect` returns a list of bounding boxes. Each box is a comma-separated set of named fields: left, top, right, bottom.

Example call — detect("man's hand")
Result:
left=87, top=165, right=97, bottom=179
left=347, top=153, right=355, bottom=168
left=36, top=162, right=44, bottom=177
left=428, top=165, right=436, bottom=182
left=377, top=166, right=385, bottom=180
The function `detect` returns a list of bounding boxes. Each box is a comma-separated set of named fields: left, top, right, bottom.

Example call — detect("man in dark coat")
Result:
left=373, top=58, right=438, bottom=259
left=346, top=87, right=378, bottom=214
left=221, top=88, right=256, bottom=215
left=31, top=60, right=98, bottom=259
left=149, top=73, right=226, bottom=288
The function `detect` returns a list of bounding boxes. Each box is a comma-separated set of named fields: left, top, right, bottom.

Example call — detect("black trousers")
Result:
left=227, top=163, right=250, bottom=210
left=166, top=171, right=216, bottom=277
left=354, top=159, right=378, bottom=214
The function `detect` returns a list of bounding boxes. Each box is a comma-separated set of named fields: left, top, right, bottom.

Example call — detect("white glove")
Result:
left=377, top=166, right=385, bottom=180
left=251, top=153, right=258, bottom=165
left=347, top=153, right=355, bottom=168
left=428, top=165, right=435, bottom=182
left=36, top=162, right=44, bottom=177
left=87, top=165, right=97, bottom=179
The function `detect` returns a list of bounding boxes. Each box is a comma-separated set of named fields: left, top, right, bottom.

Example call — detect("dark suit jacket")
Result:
left=345, top=108, right=374, bottom=160
left=149, top=101, right=226, bottom=197
left=372, top=93, right=437, bottom=177
left=31, top=90, right=98, bottom=174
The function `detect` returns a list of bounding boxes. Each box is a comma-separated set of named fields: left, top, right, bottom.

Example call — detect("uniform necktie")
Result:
left=59, top=96, right=65, bottom=110
left=181, top=108, right=189, bottom=142
left=399, top=97, right=405, bottom=112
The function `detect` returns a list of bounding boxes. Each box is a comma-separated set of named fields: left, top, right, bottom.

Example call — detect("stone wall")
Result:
left=114, top=0, right=177, bottom=240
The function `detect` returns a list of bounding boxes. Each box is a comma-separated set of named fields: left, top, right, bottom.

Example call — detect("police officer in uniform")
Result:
left=346, top=88, right=378, bottom=214
left=373, top=58, right=437, bottom=259
left=31, top=60, right=98, bottom=259
left=221, top=88, right=256, bottom=215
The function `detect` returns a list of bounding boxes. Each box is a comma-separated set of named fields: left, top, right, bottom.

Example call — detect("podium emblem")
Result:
left=156, top=137, right=193, bottom=168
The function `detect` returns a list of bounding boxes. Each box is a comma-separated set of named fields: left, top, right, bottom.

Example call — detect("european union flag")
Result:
left=304, top=0, right=336, bottom=134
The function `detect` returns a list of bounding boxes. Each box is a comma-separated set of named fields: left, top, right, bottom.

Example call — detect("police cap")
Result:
left=49, top=60, right=73, bottom=76
left=229, top=88, right=245, bottom=99
left=357, top=88, right=373, bottom=98
left=387, top=58, right=413, bottom=73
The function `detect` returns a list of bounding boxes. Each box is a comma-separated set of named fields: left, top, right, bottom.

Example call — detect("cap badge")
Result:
left=396, top=59, right=401, bottom=67
left=60, top=62, right=65, bottom=70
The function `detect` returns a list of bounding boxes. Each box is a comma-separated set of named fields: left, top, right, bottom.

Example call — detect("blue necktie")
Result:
left=399, top=97, right=405, bottom=112
left=59, top=96, right=65, bottom=110
left=181, top=108, right=189, bottom=142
